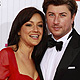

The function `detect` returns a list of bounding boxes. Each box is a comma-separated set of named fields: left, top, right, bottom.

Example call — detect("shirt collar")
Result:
left=51, top=28, right=73, bottom=43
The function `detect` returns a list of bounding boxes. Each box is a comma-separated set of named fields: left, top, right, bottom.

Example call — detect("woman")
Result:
left=0, top=7, right=48, bottom=80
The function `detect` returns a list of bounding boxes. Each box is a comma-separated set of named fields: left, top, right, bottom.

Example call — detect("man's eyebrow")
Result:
left=47, top=12, right=54, bottom=14
left=60, top=12, right=67, bottom=14
left=47, top=12, right=67, bottom=14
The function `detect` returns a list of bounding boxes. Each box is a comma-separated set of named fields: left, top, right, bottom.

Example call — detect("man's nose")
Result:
left=53, top=16, right=60, bottom=24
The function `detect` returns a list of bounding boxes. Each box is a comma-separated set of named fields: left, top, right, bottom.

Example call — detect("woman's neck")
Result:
left=17, top=41, right=34, bottom=59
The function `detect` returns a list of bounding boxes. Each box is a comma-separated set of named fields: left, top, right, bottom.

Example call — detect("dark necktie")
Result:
left=47, top=28, right=74, bottom=51
left=48, top=35, right=63, bottom=51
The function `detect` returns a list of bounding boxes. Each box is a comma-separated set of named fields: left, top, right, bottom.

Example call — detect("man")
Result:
left=40, top=0, right=80, bottom=80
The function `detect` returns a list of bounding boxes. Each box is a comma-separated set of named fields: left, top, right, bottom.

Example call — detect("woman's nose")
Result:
left=33, top=25, right=38, bottom=32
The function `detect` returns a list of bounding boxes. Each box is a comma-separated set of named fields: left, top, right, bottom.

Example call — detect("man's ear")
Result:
left=71, top=13, right=75, bottom=24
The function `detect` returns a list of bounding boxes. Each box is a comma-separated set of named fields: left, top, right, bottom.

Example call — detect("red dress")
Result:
left=0, top=47, right=40, bottom=80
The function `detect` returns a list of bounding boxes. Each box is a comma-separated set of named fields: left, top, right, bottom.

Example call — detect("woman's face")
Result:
left=18, top=13, right=43, bottom=47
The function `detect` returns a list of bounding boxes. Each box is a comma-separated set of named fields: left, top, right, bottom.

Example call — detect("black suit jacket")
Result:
left=37, top=28, right=80, bottom=80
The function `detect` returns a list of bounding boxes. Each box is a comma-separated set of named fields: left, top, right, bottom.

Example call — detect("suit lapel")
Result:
left=54, top=29, right=80, bottom=80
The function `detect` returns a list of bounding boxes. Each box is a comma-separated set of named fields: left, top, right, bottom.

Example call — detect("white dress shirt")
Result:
left=40, top=29, right=72, bottom=80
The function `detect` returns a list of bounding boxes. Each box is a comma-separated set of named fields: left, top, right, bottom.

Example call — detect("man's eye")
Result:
left=61, top=14, right=66, bottom=17
left=49, top=14, right=54, bottom=16
left=38, top=25, right=43, bottom=27
left=25, top=24, right=32, bottom=26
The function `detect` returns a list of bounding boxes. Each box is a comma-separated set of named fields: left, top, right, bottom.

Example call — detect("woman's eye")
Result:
left=38, top=25, right=43, bottom=27
left=25, top=24, right=32, bottom=27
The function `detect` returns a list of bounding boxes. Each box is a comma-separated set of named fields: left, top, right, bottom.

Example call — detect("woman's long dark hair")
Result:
left=8, top=7, right=48, bottom=63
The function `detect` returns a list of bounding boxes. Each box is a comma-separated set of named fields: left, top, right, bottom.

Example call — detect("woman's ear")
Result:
left=18, top=31, right=21, bottom=35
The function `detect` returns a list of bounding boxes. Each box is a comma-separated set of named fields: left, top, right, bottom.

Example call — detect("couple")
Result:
left=0, top=0, right=80, bottom=80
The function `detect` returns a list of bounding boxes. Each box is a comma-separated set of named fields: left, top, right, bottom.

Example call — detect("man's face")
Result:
left=46, top=4, right=75, bottom=40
